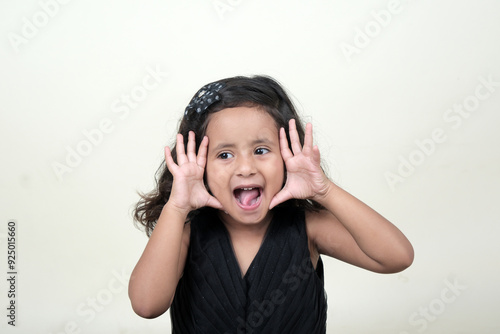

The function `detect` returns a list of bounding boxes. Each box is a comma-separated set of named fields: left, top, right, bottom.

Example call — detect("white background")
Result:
left=1, top=0, right=499, bottom=333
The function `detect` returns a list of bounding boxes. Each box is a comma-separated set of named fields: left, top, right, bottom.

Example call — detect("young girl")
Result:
left=129, top=75, right=414, bottom=333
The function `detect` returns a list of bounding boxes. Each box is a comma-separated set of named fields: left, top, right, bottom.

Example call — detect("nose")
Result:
left=236, top=154, right=257, bottom=177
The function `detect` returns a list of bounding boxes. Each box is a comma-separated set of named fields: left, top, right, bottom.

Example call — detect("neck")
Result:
left=218, top=210, right=274, bottom=238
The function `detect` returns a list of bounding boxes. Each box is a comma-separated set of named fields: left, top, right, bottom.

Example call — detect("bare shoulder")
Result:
left=305, top=209, right=361, bottom=262
left=182, top=222, right=191, bottom=247
left=305, top=209, right=338, bottom=268
left=178, top=222, right=191, bottom=277
left=306, top=209, right=339, bottom=255
left=180, top=222, right=191, bottom=258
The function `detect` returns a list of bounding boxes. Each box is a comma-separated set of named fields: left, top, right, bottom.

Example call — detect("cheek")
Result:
left=205, top=163, right=227, bottom=193
left=272, top=160, right=286, bottom=187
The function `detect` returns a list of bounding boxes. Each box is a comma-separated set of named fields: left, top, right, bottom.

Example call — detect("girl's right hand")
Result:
left=164, top=131, right=223, bottom=214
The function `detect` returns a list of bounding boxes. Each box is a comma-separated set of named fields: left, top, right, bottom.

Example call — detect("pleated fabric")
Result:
left=170, top=207, right=327, bottom=333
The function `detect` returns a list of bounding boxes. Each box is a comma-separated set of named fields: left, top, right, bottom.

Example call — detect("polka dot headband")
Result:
left=184, top=82, right=225, bottom=120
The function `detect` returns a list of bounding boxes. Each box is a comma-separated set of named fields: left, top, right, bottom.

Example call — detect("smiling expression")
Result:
left=205, top=106, right=285, bottom=227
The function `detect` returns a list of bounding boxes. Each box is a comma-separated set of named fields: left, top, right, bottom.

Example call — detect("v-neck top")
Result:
left=170, top=206, right=327, bottom=333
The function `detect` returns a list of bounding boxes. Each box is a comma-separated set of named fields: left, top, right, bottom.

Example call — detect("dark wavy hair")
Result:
left=134, top=75, right=324, bottom=237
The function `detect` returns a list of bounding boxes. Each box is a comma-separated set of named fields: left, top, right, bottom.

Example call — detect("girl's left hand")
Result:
left=269, top=119, right=331, bottom=209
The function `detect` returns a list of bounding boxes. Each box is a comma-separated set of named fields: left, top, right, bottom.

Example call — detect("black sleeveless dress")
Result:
left=170, top=207, right=327, bottom=333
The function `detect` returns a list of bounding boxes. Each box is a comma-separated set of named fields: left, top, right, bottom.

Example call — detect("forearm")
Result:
left=317, top=181, right=414, bottom=272
left=128, top=202, right=188, bottom=318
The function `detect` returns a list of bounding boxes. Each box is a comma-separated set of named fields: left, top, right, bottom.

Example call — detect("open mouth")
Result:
left=233, top=187, right=262, bottom=209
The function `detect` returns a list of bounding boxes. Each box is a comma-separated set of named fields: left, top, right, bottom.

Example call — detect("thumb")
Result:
left=269, top=189, right=293, bottom=210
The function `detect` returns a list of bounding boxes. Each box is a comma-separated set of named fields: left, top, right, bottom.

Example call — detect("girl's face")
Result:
left=205, top=106, right=285, bottom=227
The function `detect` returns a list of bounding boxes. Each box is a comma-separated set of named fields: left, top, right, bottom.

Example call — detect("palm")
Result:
left=165, top=132, right=222, bottom=212
left=282, top=150, right=325, bottom=199
left=270, top=120, right=330, bottom=209
left=170, top=160, right=210, bottom=209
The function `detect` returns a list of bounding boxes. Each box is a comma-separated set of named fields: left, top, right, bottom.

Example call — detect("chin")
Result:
left=220, top=207, right=273, bottom=227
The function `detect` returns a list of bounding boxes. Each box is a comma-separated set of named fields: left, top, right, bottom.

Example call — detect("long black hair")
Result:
left=134, top=75, right=324, bottom=236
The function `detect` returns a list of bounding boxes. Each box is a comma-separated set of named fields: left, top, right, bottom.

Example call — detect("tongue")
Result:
left=236, top=188, right=260, bottom=206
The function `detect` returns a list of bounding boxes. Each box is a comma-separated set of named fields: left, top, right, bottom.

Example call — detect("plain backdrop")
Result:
left=1, top=0, right=499, bottom=333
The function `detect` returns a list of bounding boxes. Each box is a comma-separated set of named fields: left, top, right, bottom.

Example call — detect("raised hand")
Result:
left=269, top=119, right=331, bottom=209
left=164, top=131, right=223, bottom=213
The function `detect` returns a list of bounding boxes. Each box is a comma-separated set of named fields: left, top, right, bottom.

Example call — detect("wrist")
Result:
left=313, top=180, right=337, bottom=205
left=163, top=200, right=191, bottom=220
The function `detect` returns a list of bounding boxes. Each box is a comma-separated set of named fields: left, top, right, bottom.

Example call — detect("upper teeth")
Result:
left=242, top=187, right=254, bottom=190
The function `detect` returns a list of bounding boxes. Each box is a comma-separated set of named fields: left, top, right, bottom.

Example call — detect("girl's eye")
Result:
left=255, top=148, right=270, bottom=155
left=218, top=152, right=234, bottom=160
